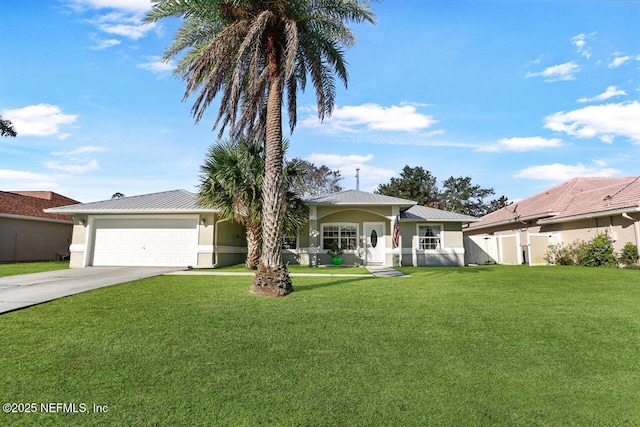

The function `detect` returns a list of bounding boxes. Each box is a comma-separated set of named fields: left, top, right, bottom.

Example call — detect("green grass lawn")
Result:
left=1, top=265, right=639, bottom=426
left=0, top=261, right=69, bottom=277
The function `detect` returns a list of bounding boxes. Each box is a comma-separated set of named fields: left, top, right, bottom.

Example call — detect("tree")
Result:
left=1, top=116, right=17, bottom=137
left=111, top=192, right=125, bottom=199
left=376, top=165, right=509, bottom=217
left=440, top=176, right=495, bottom=217
left=145, top=0, right=375, bottom=297
left=289, top=159, right=342, bottom=198
left=375, top=166, right=440, bottom=207
left=198, top=138, right=308, bottom=270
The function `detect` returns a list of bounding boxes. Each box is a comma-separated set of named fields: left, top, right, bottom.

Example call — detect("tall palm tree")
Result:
left=198, top=138, right=308, bottom=270
left=145, top=0, right=376, bottom=296
left=1, top=116, right=17, bottom=137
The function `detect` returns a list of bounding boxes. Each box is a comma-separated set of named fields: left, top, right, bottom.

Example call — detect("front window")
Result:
left=282, top=236, right=297, bottom=250
left=418, top=224, right=442, bottom=250
left=322, top=224, right=358, bottom=250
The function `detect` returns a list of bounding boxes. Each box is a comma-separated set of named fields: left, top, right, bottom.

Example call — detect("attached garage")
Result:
left=90, top=216, right=198, bottom=267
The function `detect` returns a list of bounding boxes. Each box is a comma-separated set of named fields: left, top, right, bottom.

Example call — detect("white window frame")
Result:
left=416, top=223, right=443, bottom=250
left=321, top=223, right=359, bottom=252
left=282, top=235, right=299, bottom=250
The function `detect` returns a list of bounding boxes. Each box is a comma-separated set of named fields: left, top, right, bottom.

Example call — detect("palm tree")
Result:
left=198, top=138, right=308, bottom=270
left=145, top=0, right=376, bottom=296
left=1, top=116, right=17, bottom=137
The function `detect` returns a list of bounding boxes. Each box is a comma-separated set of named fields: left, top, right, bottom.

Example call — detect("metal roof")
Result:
left=45, top=189, right=213, bottom=214
left=306, top=190, right=416, bottom=206
left=402, top=205, right=479, bottom=222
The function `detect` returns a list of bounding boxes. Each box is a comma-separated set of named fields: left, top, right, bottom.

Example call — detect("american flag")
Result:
left=392, top=213, right=400, bottom=249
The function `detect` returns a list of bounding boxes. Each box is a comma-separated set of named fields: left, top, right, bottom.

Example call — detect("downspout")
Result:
left=622, top=212, right=640, bottom=259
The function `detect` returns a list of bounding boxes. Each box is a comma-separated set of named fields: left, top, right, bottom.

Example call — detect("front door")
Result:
left=364, top=222, right=385, bottom=264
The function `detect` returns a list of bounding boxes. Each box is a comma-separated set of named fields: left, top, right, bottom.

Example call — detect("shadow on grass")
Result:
left=294, top=276, right=373, bottom=292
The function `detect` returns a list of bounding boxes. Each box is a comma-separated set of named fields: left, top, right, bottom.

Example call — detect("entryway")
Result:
left=364, top=222, right=385, bottom=265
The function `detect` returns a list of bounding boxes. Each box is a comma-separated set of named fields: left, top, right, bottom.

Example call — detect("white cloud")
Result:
left=51, top=145, right=108, bottom=157
left=44, top=160, right=100, bottom=174
left=2, top=104, right=78, bottom=139
left=572, top=33, right=592, bottom=58
left=89, top=37, right=121, bottom=50
left=526, top=62, right=580, bottom=82
left=304, top=153, right=395, bottom=192
left=544, top=101, right=640, bottom=144
left=138, top=56, right=176, bottom=74
left=67, top=1, right=156, bottom=42
left=0, top=169, right=58, bottom=189
left=609, top=55, right=631, bottom=68
left=302, top=103, right=438, bottom=133
left=577, top=85, right=627, bottom=103
left=66, top=0, right=152, bottom=13
left=477, top=137, right=564, bottom=152
left=97, top=22, right=155, bottom=40
left=514, top=162, right=619, bottom=181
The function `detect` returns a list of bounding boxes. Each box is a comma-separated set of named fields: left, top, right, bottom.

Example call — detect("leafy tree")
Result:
left=486, top=195, right=510, bottom=214
left=111, top=192, right=125, bottom=199
left=375, top=166, right=440, bottom=207
left=198, top=138, right=308, bottom=270
left=289, top=159, right=342, bottom=198
left=1, top=116, right=17, bottom=137
left=376, top=165, right=508, bottom=216
left=440, top=176, right=496, bottom=217
left=145, top=0, right=375, bottom=296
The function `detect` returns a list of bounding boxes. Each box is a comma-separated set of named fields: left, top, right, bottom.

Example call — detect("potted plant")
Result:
left=327, top=242, right=344, bottom=265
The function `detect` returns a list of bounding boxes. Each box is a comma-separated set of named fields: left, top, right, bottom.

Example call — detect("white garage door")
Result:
left=92, top=217, right=198, bottom=267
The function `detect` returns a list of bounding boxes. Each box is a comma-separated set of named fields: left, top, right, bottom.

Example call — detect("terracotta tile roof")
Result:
left=468, top=177, right=640, bottom=230
left=0, top=191, right=80, bottom=222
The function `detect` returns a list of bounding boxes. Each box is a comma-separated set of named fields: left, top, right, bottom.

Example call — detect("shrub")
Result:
left=545, top=242, right=579, bottom=266
left=619, top=242, right=639, bottom=267
left=577, top=233, right=617, bottom=268
left=545, top=233, right=617, bottom=268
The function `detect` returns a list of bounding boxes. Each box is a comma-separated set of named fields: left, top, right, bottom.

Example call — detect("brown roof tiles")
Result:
left=0, top=191, right=80, bottom=222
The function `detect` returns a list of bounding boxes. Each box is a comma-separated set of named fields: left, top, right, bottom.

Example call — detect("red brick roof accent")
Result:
left=0, top=191, right=80, bottom=222
left=468, top=177, right=640, bottom=229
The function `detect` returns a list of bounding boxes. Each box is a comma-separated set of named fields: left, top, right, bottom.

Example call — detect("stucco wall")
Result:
left=0, top=217, right=73, bottom=262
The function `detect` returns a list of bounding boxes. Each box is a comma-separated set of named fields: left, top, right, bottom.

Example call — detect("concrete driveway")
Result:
left=0, top=267, right=181, bottom=314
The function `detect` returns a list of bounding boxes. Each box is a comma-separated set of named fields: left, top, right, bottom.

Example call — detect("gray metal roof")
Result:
left=45, top=189, right=213, bottom=214
left=306, top=190, right=416, bottom=206
left=402, top=205, right=479, bottom=222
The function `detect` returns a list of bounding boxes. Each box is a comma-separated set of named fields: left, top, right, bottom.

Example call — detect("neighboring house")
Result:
left=464, top=177, right=640, bottom=266
left=47, top=189, right=478, bottom=268
left=0, top=191, right=79, bottom=262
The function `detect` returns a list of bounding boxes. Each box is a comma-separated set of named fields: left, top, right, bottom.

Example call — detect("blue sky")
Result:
left=2, top=0, right=640, bottom=203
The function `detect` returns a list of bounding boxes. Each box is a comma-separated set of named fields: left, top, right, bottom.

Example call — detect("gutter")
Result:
left=539, top=206, right=640, bottom=225
left=466, top=213, right=557, bottom=232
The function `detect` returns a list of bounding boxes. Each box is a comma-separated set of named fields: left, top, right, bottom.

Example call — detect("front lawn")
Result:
left=1, top=265, right=639, bottom=426
left=0, top=261, right=69, bottom=278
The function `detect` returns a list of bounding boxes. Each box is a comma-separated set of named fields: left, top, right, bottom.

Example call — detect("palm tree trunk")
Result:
left=252, top=34, right=293, bottom=297
left=245, top=222, right=261, bottom=270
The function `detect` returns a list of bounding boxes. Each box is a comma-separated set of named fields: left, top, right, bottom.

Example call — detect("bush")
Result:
left=577, top=233, right=617, bottom=268
left=545, top=242, right=580, bottom=266
left=619, top=242, right=639, bottom=267
left=545, top=233, right=617, bottom=268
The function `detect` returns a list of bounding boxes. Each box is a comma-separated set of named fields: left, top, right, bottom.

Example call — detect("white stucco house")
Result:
left=47, top=189, right=478, bottom=269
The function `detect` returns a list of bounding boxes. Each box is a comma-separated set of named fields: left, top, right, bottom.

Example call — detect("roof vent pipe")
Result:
left=356, top=168, right=360, bottom=191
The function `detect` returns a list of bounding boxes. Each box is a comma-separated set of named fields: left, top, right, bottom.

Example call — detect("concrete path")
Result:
left=365, top=266, right=407, bottom=277
left=0, top=267, right=180, bottom=314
